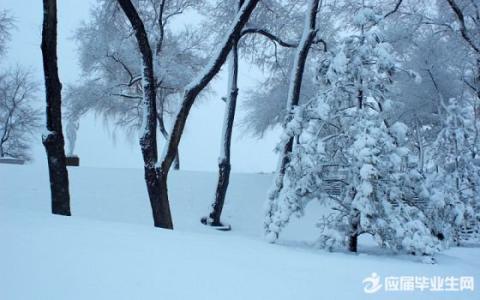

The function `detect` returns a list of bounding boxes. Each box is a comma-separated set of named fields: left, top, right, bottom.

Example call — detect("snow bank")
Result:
left=0, top=165, right=479, bottom=299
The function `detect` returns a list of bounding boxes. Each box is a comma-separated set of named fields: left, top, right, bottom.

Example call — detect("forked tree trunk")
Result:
left=117, top=0, right=173, bottom=229
left=264, top=0, right=320, bottom=240
left=203, top=0, right=243, bottom=228
left=156, top=0, right=260, bottom=216
left=41, top=0, right=71, bottom=216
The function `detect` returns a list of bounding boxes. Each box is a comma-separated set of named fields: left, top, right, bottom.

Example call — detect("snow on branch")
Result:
left=241, top=28, right=297, bottom=48
left=446, top=0, right=480, bottom=54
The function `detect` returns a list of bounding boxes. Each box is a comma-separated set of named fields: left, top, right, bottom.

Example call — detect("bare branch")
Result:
left=446, top=0, right=480, bottom=54
left=241, top=28, right=297, bottom=48
left=156, top=0, right=166, bottom=55
left=383, top=0, right=404, bottom=19
left=106, top=52, right=139, bottom=85
left=110, top=92, right=142, bottom=99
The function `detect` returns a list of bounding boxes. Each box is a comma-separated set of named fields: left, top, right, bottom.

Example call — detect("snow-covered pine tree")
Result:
left=265, top=5, right=439, bottom=256
left=423, top=98, right=480, bottom=245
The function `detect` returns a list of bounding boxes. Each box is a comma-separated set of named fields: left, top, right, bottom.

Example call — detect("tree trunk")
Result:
left=204, top=1, right=243, bottom=227
left=41, top=0, right=71, bottom=216
left=357, top=86, right=364, bottom=109
left=157, top=111, right=181, bottom=170
left=173, top=150, right=180, bottom=170
left=348, top=234, right=358, bottom=252
left=0, top=105, right=15, bottom=158
left=157, top=0, right=260, bottom=216
left=117, top=0, right=173, bottom=229
left=264, top=0, right=320, bottom=240
left=348, top=210, right=360, bottom=252
left=472, top=59, right=480, bottom=159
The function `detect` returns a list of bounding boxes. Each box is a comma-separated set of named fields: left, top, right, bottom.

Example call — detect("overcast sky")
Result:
left=3, top=0, right=281, bottom=173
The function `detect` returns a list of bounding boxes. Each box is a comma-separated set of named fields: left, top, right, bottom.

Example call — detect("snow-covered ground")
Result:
left=1, top=164, right=479, bottom=299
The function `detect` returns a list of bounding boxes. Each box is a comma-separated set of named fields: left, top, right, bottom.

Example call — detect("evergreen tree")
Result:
left=265, top=6, right=439, bottom=255
left=424, top=98, right=480, bottom=244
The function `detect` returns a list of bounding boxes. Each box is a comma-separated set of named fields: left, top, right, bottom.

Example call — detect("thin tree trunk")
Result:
left=117, top=0, right=173, bottom=229
left=357, top=86, right=364, bottom=109
left=264, top=0, right=320, bottom=240
left=415, top=120, right=425, bottom=172
left=202, top=0, right=243, bottom=228
left=348, top=210, right=360, bottom=252
left=156, top=0, right=260, bottom=217
left=472, top=59, right=480, bottom=159
left=41, top=0, right=71, bottom=216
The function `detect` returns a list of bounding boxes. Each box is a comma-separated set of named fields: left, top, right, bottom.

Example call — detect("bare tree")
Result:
left=0, top=68, right=41, bottom=160
left=157, top=0, right=260, bottom=225
left=67, top=0, right=204, bottom=171
left=116, top=0, right=174, bottom=229
left=116, top=0, right=259, bottom=229
left=202, top=0, right=244, bottom=230
left=41, top=0, right=71, bottom=216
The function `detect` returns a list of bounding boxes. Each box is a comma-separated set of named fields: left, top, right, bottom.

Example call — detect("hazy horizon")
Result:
left=2, top=0, right=280, bottom=173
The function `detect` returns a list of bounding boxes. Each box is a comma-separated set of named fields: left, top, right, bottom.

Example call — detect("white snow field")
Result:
left=1, top=164, right=479, bottom=300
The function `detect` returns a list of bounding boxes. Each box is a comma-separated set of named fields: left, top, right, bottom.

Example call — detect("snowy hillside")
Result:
left=1, top=164, right=479, bottom=300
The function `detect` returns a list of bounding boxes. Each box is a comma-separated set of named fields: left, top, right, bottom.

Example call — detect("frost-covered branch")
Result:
left=106, top=52, right=140, bottom=85
left=446, top=0, right=480, bottom=54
